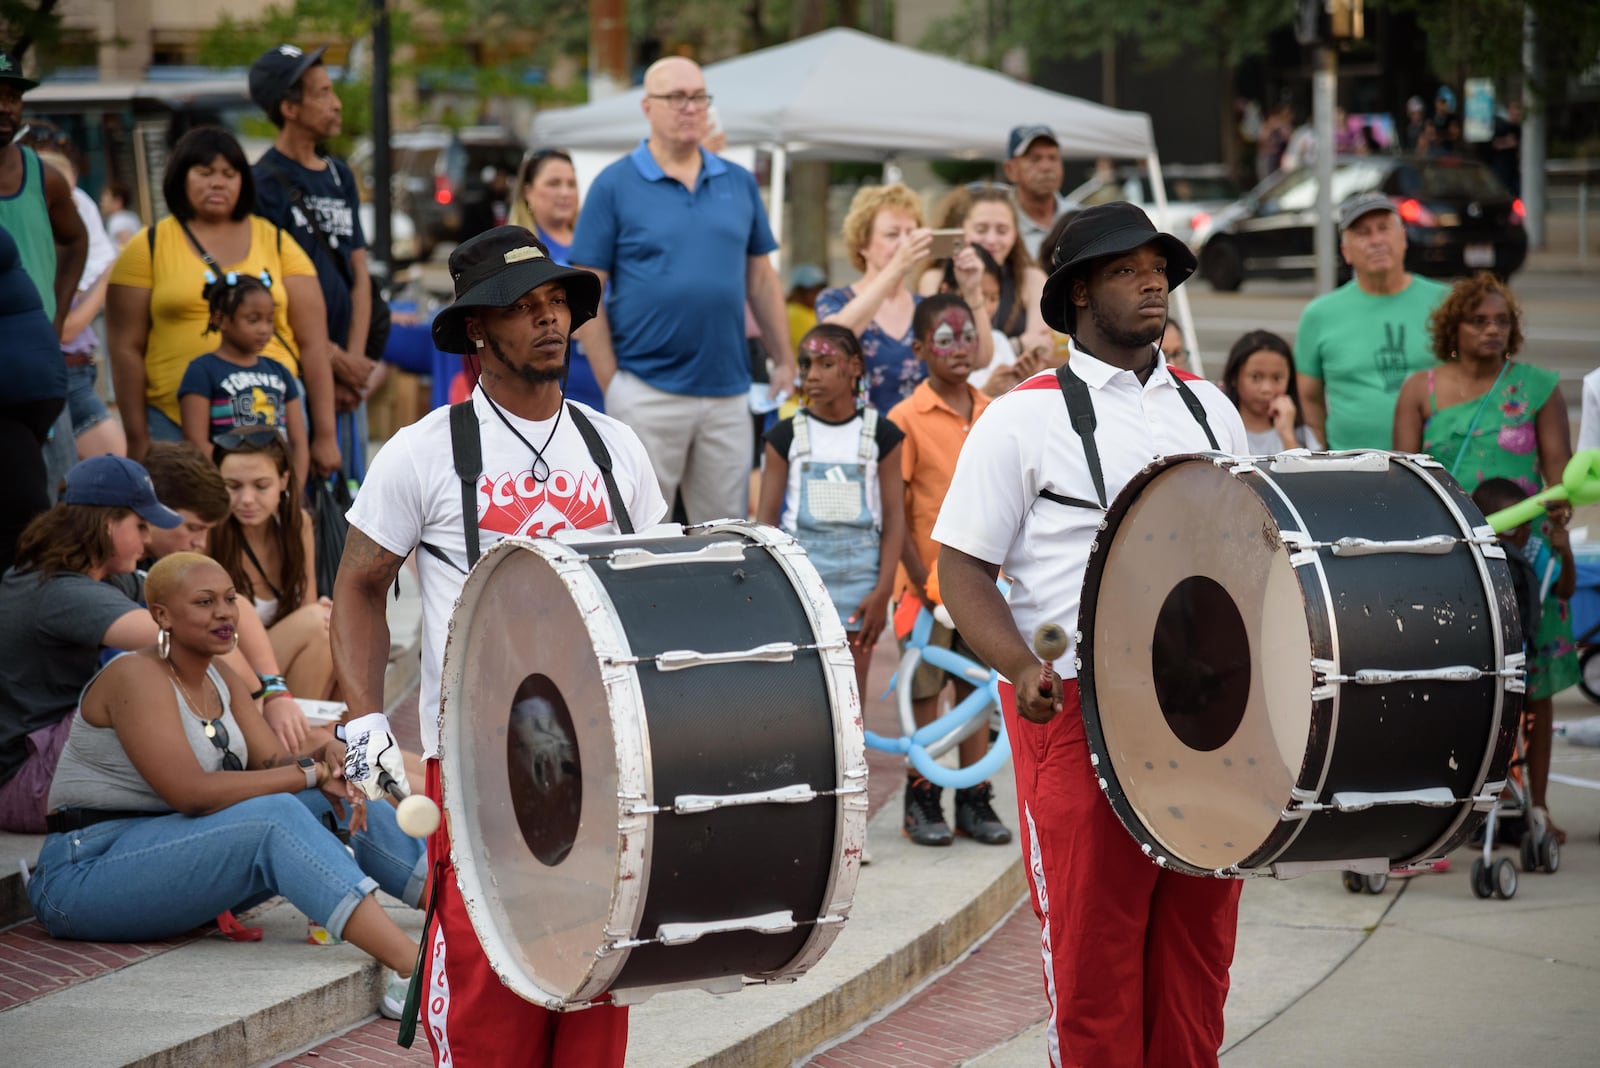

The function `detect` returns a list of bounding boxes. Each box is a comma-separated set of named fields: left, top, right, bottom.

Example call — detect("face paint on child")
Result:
left=923, top=307, right=979, bottom=383
left=798, top=337, right=861, bottom=416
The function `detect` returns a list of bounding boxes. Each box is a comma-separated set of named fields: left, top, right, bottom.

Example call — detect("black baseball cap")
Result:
left=0, top=49, right=38, bottom=92
left=248, top=44, right=328, bottom=116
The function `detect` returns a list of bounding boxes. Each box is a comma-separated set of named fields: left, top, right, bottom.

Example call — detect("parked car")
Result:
left=350, top=126, right=524, bottom=261
left=1065, top=164, right=1242, bottom=248
left=1191, top=156, right=1528, bottom=291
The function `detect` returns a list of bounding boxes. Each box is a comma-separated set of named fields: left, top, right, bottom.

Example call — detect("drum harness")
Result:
left=1038, top=363, right=1219, bottom=511
left=419, top=398, right=636, bottom=574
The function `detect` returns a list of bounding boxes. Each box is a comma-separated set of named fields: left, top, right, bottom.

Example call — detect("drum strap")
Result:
left=421, top=400, right=635, bottom=575
left=1044, top=364, right=1220, bottom=511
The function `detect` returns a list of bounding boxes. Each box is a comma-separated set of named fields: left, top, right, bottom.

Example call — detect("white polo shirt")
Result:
left=932, top=344, right=1248, bottom=679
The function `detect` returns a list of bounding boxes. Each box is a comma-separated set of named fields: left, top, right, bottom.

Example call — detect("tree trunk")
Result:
left=786, top=0, right=832, bottom=277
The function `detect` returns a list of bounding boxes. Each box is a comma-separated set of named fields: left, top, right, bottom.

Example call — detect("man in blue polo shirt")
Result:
left=571, top=56, right=795, bottom=523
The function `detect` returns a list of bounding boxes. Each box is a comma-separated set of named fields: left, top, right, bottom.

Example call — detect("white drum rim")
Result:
left=692, top=519, right=866, bottom=979
left=438, top=534, right=649, bottom=1009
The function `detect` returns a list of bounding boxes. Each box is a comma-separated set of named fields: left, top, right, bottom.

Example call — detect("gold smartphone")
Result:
left=927, top=229, right=967, bottom=259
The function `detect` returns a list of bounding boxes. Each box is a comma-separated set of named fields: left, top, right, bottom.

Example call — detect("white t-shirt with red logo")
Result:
left=348, top=388, right=668, bottom=756
left=932, top=344, right=1248, bottom=681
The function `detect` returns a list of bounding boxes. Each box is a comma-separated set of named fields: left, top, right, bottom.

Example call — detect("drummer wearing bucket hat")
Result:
left=331, top=226, right=665, bottom=1062
left=933, top=202, right=1248, bottom=1065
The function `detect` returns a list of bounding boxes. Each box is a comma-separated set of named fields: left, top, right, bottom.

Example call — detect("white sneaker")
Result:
left=380, top=969, right=410, bottom=1020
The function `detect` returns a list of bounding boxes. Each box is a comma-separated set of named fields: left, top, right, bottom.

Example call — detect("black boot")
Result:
left=955, top=781, right=1012, bottom=845
left=903, top=774, right=953, bottom=846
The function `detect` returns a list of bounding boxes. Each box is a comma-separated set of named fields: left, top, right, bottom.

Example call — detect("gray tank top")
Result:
left=48, top=659, right=250, bottom=813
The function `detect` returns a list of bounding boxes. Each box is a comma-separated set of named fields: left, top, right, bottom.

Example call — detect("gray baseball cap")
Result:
left=1337, top=191, right=1398, bottom=232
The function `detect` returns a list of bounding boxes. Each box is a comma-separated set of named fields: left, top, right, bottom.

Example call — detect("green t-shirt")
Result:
left=1294, top=275, right=1449, bottom=450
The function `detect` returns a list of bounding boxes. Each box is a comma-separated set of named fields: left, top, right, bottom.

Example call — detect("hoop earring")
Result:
left=157, top=629, right=171, bottom=660
left=229, top=633, right=239, bottom=653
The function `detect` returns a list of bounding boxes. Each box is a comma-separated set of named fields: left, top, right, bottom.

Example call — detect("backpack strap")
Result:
left=567, top=403, right=634, bottom=535
left=449, top=400, right=483, bottom=567
left=1054, top=363, right=1107, bottom=509
left=1168, top=370, right=1221, bottom=450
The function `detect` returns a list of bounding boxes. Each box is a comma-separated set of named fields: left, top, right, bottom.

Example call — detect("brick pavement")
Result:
left=806, top=903, right=1046, bottom=1068
left=0, top=920, right=200, bottom=1012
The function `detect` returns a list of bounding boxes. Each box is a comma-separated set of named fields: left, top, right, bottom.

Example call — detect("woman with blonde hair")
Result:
left=818, top=183, right=991, bottom=414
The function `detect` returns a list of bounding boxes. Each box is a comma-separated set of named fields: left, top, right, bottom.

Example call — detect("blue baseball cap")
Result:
left=63, top=455, right=183, bottom=529
left=788, top=263, right=827, bottom=289
left=1436, top=86, right=1456, bottom=110
left=1008, top=124, right=1058, bottom=159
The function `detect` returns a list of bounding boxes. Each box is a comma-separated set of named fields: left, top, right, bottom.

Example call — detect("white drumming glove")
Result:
left=341, top=712, right=408, bottom=801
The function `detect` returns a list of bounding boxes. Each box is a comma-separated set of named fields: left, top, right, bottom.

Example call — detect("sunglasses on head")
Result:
left=212, top=428, right=282, bottom=450
left=965, top=181, right=1014, bottom=195
left=521, top=148, right=572, bottom=179
left=201, top=715, right=245, bottom=772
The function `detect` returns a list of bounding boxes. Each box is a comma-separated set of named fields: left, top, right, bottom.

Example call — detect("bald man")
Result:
left=572, top=57, right=795, bottom=523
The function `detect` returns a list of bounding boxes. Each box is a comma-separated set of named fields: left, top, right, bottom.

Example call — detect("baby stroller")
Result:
left=1470, top=707, right=1560, bottom=899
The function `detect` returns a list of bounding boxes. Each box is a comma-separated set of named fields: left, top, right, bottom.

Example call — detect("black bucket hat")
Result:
left=1039, top=202, right=1196, bottom=334
left=431, top=226, right=602, bottom=355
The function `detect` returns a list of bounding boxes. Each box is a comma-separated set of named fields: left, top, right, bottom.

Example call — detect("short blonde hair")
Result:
left=841, top=183, right=924, bottom=272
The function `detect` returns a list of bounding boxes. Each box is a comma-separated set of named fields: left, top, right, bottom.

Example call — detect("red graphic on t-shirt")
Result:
left=476, top=466, right=612, bottom=537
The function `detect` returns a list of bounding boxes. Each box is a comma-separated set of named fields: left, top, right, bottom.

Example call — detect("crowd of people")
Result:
left=0, top=37, right=1589, bottom=1068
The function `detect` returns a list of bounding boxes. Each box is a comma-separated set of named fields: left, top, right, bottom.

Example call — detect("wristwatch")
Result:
left=297, top=757, right=318, bottom=790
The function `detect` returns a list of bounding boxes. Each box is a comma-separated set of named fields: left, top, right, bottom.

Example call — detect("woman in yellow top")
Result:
left=106, top=127, right=339, bottom=476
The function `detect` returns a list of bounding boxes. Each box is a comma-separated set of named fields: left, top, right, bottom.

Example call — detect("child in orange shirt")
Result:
left=886, top=293, right=1011, bottom=848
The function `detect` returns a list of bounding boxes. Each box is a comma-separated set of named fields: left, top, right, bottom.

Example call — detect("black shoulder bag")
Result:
left=260, top=159, right=391, bottom=361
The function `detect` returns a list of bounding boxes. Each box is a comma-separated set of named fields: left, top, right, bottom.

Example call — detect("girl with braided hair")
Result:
left=178, top=270, right=310, bottom=490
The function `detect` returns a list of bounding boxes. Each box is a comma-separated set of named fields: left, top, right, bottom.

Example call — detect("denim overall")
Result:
left=792, top=409, right=881, bottom=631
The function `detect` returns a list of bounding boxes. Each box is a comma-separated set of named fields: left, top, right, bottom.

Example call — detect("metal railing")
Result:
left=1547, top=159, right=1598, bottom=267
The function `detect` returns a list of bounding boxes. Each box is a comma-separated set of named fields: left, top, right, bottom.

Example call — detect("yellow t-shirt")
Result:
left=109, top=215, right=316, bottom=423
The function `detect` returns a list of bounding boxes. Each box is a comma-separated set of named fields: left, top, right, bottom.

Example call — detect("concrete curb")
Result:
left=624, top=769, right=1025, bottom=1068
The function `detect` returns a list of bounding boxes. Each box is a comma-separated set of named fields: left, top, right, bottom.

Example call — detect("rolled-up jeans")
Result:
left=26, top=791, right=420, bottom=942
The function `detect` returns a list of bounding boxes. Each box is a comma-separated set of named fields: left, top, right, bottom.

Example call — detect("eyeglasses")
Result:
left=201, top=716, right=245, bottom=772
left=212, top=428, right=282, bottom=450
left=647, top=91, right=714, bottom=112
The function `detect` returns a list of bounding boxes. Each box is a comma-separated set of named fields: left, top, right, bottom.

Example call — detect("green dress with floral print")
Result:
left=1422, top=360, right=1578, bottom=700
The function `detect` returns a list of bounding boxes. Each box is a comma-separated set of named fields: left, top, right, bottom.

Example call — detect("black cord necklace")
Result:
left=480, top=383, right=563, bottom=485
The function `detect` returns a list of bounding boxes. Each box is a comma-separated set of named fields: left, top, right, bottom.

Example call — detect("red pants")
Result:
left=422, top=760, right=628, bottom=1066
left=1000, top=681, right=1241, bottom=1068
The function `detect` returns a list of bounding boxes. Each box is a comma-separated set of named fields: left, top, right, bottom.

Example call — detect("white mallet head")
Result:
left=395, top=794, right=441, bottom=838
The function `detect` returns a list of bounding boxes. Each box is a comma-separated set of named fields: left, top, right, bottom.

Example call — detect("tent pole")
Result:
left=768, top=143, right=788, bottom=271
left=1144, top=150, right=1204, bottom=378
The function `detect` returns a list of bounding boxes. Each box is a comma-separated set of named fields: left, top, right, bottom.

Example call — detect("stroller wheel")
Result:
left=1580, top=647, right=1600, bottom=704
left=1341, top=871, right=1365, bottom=894
left=1470, top=857, right=1494, bottom=899
left=1493, top=857, right=1518, bottom=900
left=1519, top=832, right=1538, bottom=872
left=1539, top=834, right=1560, bottom=874
left=1364, top=873, right=1388, bottom=894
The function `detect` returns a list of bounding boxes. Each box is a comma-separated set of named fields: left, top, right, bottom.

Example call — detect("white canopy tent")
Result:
left=533, top=28, right=1204, bottom=372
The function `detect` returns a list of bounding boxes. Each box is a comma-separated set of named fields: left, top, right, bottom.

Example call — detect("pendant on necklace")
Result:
left=204, top=721, right=217, bottom=738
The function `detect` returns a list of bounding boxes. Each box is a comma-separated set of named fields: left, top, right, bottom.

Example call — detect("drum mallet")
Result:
left=381, top=770, right=442, bottom=838
left=1033, top=623, right=1069, bottom=699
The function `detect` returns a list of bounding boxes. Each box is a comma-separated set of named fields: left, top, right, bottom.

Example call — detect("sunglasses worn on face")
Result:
left=202, top=716, right=245, bottom=772
left=212, top=428, right=282, bottom=450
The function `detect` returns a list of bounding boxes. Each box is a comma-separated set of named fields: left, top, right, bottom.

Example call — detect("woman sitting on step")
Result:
left=26, top=553, right=422, bottom=1015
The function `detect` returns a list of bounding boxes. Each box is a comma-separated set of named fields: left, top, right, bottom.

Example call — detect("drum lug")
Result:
left=1268, top=451, right=1391, bottom=474
left=602, top=540, right=750, bottom=569
left=657, top=910, right=798, bottom=945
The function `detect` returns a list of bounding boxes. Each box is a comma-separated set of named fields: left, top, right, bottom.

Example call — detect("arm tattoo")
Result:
left=340, top=528, right=407, bottom=589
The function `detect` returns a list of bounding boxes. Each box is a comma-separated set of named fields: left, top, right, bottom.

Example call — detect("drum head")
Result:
left=440, top=537, right=640, bottom=1006
left=1083, top=459, right=1314, bottom=872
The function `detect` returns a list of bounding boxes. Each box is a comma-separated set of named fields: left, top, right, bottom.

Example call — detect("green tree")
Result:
left=0, top=0, right=62, bottom=59
left=924, top=0, right=1295, bottom=167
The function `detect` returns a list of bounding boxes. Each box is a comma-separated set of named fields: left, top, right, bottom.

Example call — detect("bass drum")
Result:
left=438, top=520, right=865, bottom=1008
left=1077, top=451, right=1522, bottom=878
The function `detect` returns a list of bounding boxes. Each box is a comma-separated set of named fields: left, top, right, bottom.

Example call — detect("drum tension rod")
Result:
left=600, top=910, right=847, bottom=953
left=1311, top=660, right=1522, bottom=686
left=1280, top=533, right=1493, bottom=556
left=606, top=640, right=848, bottom=671
left=627, top=782, right=867, bottom=816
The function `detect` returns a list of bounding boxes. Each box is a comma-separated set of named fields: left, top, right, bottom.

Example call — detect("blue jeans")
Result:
left=296, top=788, right=427, bottom=906
left=27, top=791, right=420, bottom=942
left=146, top=405, right=184, bottom=443
left=64, top=361, right=112, bottom=436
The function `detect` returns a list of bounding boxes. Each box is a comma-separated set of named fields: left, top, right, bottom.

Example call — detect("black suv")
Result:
left=351, top=126, right=525, bottom=261
left=1193, top=156, right=1527, bottom=291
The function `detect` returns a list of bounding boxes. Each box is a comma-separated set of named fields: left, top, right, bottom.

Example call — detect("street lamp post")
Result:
left=370, top=0, right=392, bottom=289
